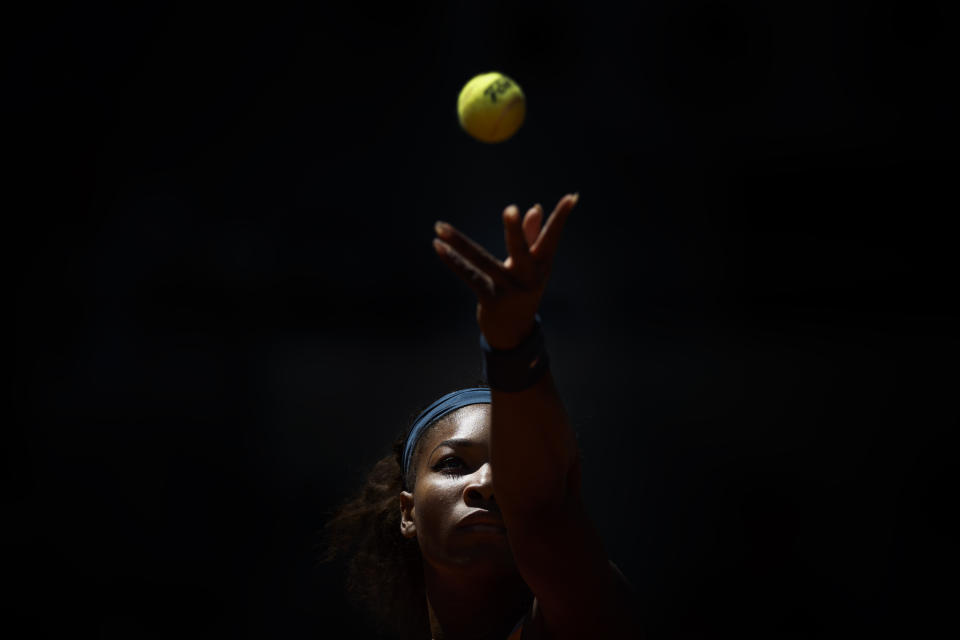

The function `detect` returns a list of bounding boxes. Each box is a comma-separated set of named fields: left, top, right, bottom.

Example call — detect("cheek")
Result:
left=415, top=479, right=463, bottom=533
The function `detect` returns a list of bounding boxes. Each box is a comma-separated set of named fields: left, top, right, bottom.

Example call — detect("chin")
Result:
left=448, top=546, right=518, bottom=574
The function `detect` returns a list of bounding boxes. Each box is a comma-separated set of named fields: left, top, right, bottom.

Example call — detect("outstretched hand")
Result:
left=432, top=193, right=578, bottom=350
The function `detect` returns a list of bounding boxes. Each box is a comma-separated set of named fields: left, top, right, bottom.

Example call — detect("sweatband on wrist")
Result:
left=480, top=314, right=550, bottom=392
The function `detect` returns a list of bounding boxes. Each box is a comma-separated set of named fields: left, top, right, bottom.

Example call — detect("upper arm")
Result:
left=503, top=459, right=642, bottom=639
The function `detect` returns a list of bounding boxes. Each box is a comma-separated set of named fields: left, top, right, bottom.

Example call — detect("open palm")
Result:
left=432, top=193, right=578, bottom=350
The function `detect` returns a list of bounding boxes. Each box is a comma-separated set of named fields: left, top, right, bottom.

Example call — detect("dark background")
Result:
left=8, top=1, right=955, bottom=638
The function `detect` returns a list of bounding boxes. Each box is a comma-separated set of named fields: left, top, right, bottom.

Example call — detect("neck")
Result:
left=422, top=562, right=532, bottom=640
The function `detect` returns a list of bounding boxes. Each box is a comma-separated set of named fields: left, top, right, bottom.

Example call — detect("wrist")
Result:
left=480, top=314, right=549, bottom=392
left=482, top=318, right=537, bottom=351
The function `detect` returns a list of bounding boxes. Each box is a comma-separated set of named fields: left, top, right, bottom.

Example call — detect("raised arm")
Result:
left=433, top=194, right=579, bottom=512
left=433, top=194, right=640, bottom=638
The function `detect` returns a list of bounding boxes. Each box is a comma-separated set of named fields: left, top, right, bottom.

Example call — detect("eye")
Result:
left=433, top=455, right=465, bottom=475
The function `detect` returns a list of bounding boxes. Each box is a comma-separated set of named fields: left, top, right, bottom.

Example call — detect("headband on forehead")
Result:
left=402, top=387, right=491, bottom=487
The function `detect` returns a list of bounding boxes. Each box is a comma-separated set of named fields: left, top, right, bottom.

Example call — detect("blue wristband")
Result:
left=480, top=314, right=550, bottom=392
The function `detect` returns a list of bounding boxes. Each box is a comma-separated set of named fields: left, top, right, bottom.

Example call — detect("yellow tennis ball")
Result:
left=457, top=72, right=526, bottom=143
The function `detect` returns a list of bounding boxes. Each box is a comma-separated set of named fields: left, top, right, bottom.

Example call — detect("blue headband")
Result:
left=402, top=387, right=491, bottom=486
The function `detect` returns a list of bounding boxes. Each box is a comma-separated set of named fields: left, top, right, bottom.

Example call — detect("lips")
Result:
left=457, top=511, right=507, bottom=533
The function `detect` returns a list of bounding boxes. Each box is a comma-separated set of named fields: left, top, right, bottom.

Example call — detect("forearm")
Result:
left=490, top=370, right=580, bottom=516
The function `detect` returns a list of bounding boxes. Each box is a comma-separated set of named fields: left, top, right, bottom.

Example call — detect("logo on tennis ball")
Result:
left=483, top=78, right=514, bottom=103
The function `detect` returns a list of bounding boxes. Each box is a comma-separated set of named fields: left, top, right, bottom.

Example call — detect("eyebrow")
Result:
left=429, top=438, right=480, bottom=458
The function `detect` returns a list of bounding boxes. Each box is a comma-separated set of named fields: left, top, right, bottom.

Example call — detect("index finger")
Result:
left=435, top=220, right=511, bottom=289
left=529, top=193, right=578, bottom=262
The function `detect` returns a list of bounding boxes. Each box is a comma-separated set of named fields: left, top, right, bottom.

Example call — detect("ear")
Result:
left=399, top=491, right=417, bottom=539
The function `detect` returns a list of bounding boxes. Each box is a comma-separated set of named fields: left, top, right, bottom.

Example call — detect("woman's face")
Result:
left=399, top=404, right=516, bottom=574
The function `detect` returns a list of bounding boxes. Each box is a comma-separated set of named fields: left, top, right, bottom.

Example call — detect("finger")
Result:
left=503, top=205, right=533, bottom=274
left=433, top=238, right=495, bottom=301
left=530, top=193, right=578, bottom=263
left=435, top=221, right=510, bottom=288
left=522, top=204, right=542, bottom=247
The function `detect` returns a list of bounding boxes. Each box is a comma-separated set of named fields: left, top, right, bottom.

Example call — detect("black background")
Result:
left=8, top=1, right=955, bottom=638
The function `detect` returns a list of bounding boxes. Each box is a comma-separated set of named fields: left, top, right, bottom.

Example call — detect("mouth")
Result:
left=457, top=512, right=507, bottom=534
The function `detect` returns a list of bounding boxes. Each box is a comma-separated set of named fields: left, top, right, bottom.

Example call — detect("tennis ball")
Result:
left=457, top=72, right=526, bottom=143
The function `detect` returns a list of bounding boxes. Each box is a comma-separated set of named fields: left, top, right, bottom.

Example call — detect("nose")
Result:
left=462, top=462, right=496, bottom=506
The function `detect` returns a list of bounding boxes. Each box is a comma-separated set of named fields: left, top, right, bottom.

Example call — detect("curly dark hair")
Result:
left=320, top=385, right=488, bottom=639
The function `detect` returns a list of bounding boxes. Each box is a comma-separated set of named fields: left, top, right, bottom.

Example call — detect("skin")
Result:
left=418, top=193, right=641, bottom=639
left=400, top=405, right=533, bottom=640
